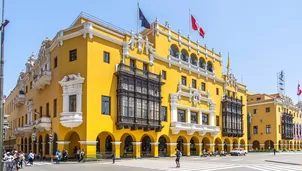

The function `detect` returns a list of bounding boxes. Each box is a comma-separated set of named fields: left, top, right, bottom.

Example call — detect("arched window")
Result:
left=181, top=49, right=189, bottom=62
left=169, top=44, right=179, bottom=58
left=207, top=61, right=214, bottom=72
left=199, top=58, right=206, bottom=69
left=190, top=53, right=197, bottom=66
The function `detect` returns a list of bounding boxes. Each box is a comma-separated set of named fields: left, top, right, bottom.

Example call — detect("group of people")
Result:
left=2, top=150, right=35, bottom=170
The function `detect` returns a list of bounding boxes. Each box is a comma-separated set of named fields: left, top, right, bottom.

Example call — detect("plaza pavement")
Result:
left=19, top=152, right=302, bottom=171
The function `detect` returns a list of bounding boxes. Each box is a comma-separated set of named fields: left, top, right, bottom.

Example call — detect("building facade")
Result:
left=247, top=93, right=302, bottom=151
left=4, top=12, right=248, bottom=159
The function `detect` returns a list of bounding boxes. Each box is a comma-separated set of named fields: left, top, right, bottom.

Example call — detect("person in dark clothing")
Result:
left=112, top=151, right=115, bottom=164
left=175, top=148, right=181, bottom=168
left=273, top=148, right=276, bottom=155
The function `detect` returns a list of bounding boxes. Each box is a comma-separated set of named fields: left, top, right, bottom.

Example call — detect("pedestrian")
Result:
left=78, top=149, right=85, bottom=163
left=175, top=148, right=181, bottom=168
left=39, top=149, right=43, bottom=162
left=56, top=149, right=61, bottom=164
left=111, top=151, right=115, bottom=164
left=273, top=148, right=276, bottom=156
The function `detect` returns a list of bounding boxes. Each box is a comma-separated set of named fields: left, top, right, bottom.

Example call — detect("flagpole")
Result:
left=189, top=8, right=191, bottom=35
left=137, top=2, right=139, bottom=35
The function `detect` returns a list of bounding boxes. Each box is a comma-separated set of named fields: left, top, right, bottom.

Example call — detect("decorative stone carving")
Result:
left=59, top=73, right=85, bottom=128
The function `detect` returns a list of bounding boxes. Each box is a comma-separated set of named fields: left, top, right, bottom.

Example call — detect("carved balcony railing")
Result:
left=33, top=70, right=52, bottom=90
left=13, top=91, right=25, bottom=106
left=170, top=121, right=220, bottom=136
left=32, top=116, right=51, bottom=131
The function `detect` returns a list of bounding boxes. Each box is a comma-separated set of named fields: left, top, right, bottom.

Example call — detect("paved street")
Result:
left=19, top=152, right=302, bottom=171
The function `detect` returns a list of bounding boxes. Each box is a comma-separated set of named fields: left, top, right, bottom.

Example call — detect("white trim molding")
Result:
left=166, top=143, right=178, bottom=146
left=247, top=101, right=274, bottom=107
left=132, top=142, right=142, bottom=145
left=56, top=141, right=70, bottom=145
left=78, top=141, right=98, bottom=145
left=111, top=141, right=122, bottom=145
left=150, top=142, right=159, bottom=146
left=183, top=143, right=191, bottom=146
left=59, top=73, right=85, bottom=128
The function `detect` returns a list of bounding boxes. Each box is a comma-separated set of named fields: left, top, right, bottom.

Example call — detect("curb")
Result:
left=265, top=160, right=302, bottom=166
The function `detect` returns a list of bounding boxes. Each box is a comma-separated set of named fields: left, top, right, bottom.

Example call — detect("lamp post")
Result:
left=0, top=0, right=9, bottom=170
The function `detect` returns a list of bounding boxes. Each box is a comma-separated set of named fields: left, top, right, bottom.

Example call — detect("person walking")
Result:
left=78, top=149, right=85, bottom=163
left=273, top=148, right=276, bottom=156
left=111, top=151, right=115, bottom=164
left=55, top=149, right=61, bottom=164
left=175, top=148, right=181, bottom=168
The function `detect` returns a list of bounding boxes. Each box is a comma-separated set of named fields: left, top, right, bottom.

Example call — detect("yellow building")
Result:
left=247, top=93, right=302, bottom=151
left=4, top=12, right=248, bottom=159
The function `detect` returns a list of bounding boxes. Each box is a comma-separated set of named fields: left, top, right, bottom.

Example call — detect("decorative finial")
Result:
left=165, top=21, right=168, bottom=27
left=46, top=37, right=49, bottom=40
left=155, top=17, right=159, bottom=22
left=178, top=29, right=181, bottom=34
left=196, top=39, right=199, bottom=44
left=219, top=52, right=221, bottom=56
left=204, top=44, right=207, bottom=48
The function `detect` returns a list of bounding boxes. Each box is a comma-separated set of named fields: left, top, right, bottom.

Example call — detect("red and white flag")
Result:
left=297, top=83, right=302, bottom=96
left=191, top=15, right=205, bottom=38
left=34, top=111, right=40, bottom=115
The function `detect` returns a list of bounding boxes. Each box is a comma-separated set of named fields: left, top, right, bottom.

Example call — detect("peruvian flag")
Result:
left=298, top=83, right=302, bottom=96
left=191, top=15, right=205, bottom=38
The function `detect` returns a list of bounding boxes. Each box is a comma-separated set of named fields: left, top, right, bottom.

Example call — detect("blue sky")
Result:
left=3, top=0, right=302, bottom=102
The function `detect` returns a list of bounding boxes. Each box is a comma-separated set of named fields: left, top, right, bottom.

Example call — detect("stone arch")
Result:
left=141, top=134, right=153, bottom=157
left=264, top=140, right=274, bottom=150
left=190, top=136, right=199, bottom=155
left=38, top=135, right=43, bottom=154
left=214, top=137, right=222, bottom=151
left=201, top=137, right=211, bottom=152
left=170, top=44, right=179, bottom=57
left=52, top=133, right=58, bottom=155
left=232, top=139, right=238, bottom=149
left=96, top=132, right=115, bottom=156
left=240, top=139, right=245, bottom=149
left=24, top=137, right=27, bottom=153
left=29, top=137, right=32, bottom=152
left=199, top=58, right=206, bottom=69
left=158, top=135, right=169, bottom=157
left=252, top=140, right=260, bottom=150
left=190, top=53, right=198, bottom=66
left=181, top=49, right=189, bottom=62
left=64, top=131, right=80, bottom=157
left=207, top=61, right=214, bottom=72
left=177, top=136, right=187, bottom=154
left=223, top=138, right=231, bottom=152
left=45, top=134, right=49, bottom=155
left=21, top=138, right=24, bottom=152
left=120, top=133, right=136, bottom=157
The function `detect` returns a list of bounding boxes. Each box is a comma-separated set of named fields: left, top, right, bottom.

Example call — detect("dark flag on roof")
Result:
left=139, top=8, right=150, bottom=29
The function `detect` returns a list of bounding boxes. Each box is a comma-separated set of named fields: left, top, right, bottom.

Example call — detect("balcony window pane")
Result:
left=177, top=109, right=186, bottom=122
left=69, top=95, right=77, bottom=112
left=202, top=114, right=208, bottom=125
left=191, top=112, right=197, bottom=124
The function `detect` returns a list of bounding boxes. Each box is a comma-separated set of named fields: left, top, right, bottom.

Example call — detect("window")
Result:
left=21, top=116, right=24, bottom=127
left=201, top=82, right=206, bottom=91
left=46, top=103, right=50, bottom=117
left=54, top=56, right=58, bottom=68
left=181, top=76, right=186, bottom=85
left=216, top=88, right=219, bottom=95
left=130, top=59, right=135, bottom=68
left=266, top=107, right=270, bottom=113
left=278, top=107, right=280, bottom=112
left=143, top=63, right=148, bottom=71
left=161, top=106, right=167, bottom=121
left=69, top=95, right=77, bottom=112
left=192, top=79, right=196, bottom=89
left=26, top=86, right=28, bottom=94
left=266, top=125, right=271, bottom=134
left=253, top=126, right=258, bottom=134
left=177, top=109, right=186, bottom=122
left=240, top=96, right=243, bottom=101
left=25, top=114, right=27, bottom=124
left=30, top=81, right=32, bottom=89
left=202, top=114, right=208, bottom=125
left=253, top=109, right=257, bottom=114
left=191, top=112, right=197, bottom=124
left=256, top=97, right=261, bottom=101
left=39, top=106, right=42, bottom=118
left=279, top=125, right=281, bottom=134
left=102, top=96, right=110, bottom=115
left=103, top=51, right=110, bottom=63
left=162, top=70, right=166, bottom=80
left=216, top=116, right=219, bottom=126
left=69, top=49, right=77, bottom=62
left=53, top=99, right=57, bottom=118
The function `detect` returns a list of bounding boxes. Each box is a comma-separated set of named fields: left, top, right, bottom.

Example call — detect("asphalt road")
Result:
left=19, top=152, right=302, bottom=171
